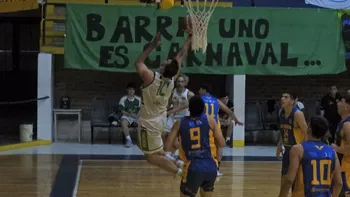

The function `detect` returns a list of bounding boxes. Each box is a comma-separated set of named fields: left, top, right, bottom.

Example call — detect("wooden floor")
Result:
left=0, top=155, right=62, bottom=197
left=0, top=155, right=282, bottom=197
left=79, top=160, right=282, bottom=197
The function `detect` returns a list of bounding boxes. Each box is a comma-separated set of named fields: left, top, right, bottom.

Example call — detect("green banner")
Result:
left=65, top=4, right=346, bottom=75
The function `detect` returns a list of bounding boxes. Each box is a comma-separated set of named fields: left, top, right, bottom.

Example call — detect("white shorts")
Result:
left=164, top=116, right=176, bottom=133
left=120, top=115, right=137, bottom=125
left=137, top=116, right=166, bottom=154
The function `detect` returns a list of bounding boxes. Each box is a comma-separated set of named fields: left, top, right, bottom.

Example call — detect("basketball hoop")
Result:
left=184, top=0, right=219, bottom=53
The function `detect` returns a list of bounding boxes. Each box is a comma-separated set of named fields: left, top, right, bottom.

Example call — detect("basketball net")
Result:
left=185, top=0, right=219, bottom=53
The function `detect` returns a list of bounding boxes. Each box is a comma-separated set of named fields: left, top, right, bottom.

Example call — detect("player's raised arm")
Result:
left=332, top=151, right=343, bottom=197
left=165, top=119, right=181, bottom=152
left=217, top=99, right=243, bottom=126
left=174, top=35, right=192, bottom=76
left=135, top=33, right=161, bottom=85
left=208, top=115, right=225, bottom=148
left=294, top=110, right=308, bottom=141
left=278, top=144, right=303, bottom=197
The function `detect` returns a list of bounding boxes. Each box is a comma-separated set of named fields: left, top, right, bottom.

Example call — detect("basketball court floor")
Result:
left=0, top=143, right=280, bottom=197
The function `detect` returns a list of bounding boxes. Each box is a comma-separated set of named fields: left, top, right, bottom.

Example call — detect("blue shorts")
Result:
left=340, top=172, right=350, bottom=197
left=281, top=147, right=291, bottom=175
left=180, top=160, right=217, bottom=197
left=180, top=171, right=217, bottom=197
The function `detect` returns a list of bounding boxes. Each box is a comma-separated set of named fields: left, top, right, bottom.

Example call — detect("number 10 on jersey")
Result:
left=311, top=159, right=331, bottom=185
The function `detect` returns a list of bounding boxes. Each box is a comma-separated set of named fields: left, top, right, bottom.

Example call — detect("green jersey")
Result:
left=119, top=96, right=141, bottom=115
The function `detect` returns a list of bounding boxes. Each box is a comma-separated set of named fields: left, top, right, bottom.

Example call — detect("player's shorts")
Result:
left=120, top=115, right=137, bottom=125
left=137, top=116, right=166, bottom=154
left=180, top=160, right=217, bottom=197
left=340, top=171, right=350, bottom=197
left=281, top=146, right=291, bottom=175
left=164, top=116, right=183, bottom=133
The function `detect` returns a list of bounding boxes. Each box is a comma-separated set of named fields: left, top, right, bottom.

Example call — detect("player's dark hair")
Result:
left=200, top=83, right=212, bottom=93
left=345, top=95, right=350, bottom=105
left=220, top=92, right=229, bottom=98
left=309, top=116, right=329, bottom=139
left=126, top=82, right=136, bottom=89
left=284, top=91, right=297, bottom=100
left=163, top=59, right=179, bottom=78
left=189, top=95, right=205, bottom=117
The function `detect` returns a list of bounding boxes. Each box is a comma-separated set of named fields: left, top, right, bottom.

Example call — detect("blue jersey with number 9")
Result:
left=201, top=94, right=220, bottom=123
left=178, top=113, right=218, bottom=172
left=292, top=141, right=336, bottom=197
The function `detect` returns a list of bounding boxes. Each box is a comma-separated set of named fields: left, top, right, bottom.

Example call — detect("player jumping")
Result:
left=134, top=32, right=191, bottom=176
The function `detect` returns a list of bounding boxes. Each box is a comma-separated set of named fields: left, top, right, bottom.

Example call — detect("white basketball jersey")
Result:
left=172, top=88, right=190, bottom=118
left=139, top=72, right=174, bottom=120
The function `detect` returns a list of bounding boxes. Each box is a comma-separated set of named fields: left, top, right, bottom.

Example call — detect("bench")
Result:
left=90, top=97, right=137, bottom=144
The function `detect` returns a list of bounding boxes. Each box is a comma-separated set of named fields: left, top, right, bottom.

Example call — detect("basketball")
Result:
left=159, top=0, right=175, bottom=10
left=181, top=15, right=193, bottom=34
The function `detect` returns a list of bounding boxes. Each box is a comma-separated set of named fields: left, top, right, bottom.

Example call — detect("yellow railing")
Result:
left=40, top=0, right=232, bottom=54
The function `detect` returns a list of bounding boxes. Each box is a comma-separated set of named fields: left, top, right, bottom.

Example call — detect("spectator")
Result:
left=320, top=85, right=342, bottom=143
left=118, top=83, right=141, bottom=147
left=219, top=93, right=234, bottom=147
left=347, top=88, right=350, bottom=96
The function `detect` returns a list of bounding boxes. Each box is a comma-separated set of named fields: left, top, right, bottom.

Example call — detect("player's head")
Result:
left=159, top=59, right=179, bottom=79
left=175, top=74, right=186, bottom=89
left=337, top=95, right=350, bottom=115
left=281, top=92, right=297, bottom=109
left=189, top=95, right=205, bottom=117
left=220, top=93, right=229, bottom=105
left=126, top=83, right=135, bottom=96
left=198, top=83, right=212, bottom=96
left=308, top=116, right=329, bottom=139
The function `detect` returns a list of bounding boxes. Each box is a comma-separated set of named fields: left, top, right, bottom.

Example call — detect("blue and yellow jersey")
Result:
left=335, top=117, right=350, bottom=173
left=178, top=113, right=218, bottom=171
left=201, top=94, right=220, bottom=123
left=292, top=141, right=336, bottom=197
left=280, top=106, right=304, bottom=148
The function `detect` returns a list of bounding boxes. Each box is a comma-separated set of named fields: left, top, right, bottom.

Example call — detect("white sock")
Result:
left=165, top=152, right=175, bottom=161
left=226, top=137, right=230, bottom=141
left=176, top=160, right=184, bottom=167
left=177, top=168, right=182, bottom=175
left=125, top=135, right=131, bottom=140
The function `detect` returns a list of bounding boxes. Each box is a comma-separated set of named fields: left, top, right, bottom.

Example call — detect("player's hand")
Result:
left=150, top=32, right=161, bottom=48
left=235, top=120, right=244, bottom=126
left=184, top=29, right=193, bottom=35
left=276, top=146, right=282, bottom=160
